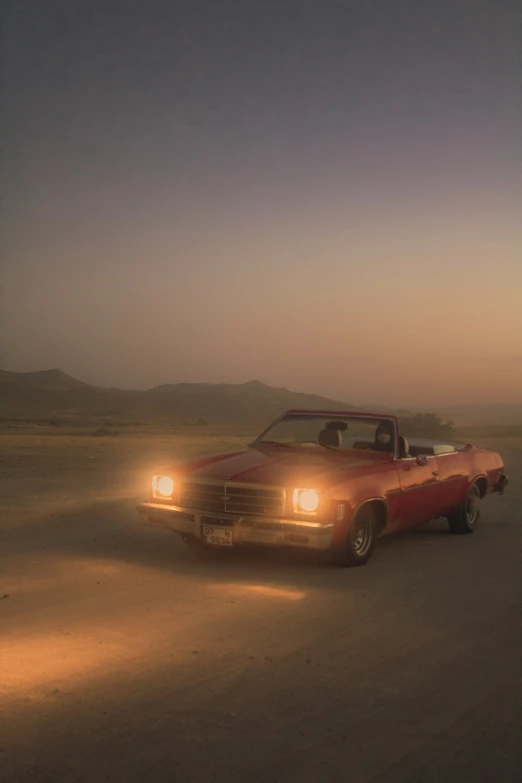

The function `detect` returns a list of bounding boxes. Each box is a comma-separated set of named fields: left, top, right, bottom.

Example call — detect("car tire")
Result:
left=331, top=505, right=376, bottom=567
left=447, top=483, right=481, bottom=535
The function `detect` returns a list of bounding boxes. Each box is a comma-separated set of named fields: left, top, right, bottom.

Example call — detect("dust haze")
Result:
left=2, top=0, right=521, bottom=780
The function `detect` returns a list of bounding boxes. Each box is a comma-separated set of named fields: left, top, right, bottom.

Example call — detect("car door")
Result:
left=396, top=454, right=440, bottom=528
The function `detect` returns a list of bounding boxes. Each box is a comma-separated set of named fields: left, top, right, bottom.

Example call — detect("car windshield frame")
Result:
left=251, top=411, right=399, bottom=459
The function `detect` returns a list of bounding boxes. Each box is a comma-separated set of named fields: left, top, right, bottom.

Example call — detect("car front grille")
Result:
left=179, top=481, right=285, bottom=517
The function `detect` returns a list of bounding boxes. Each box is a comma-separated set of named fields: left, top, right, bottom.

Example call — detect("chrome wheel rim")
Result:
left=351, top=517, right=373, bottom=557
left=466, top=487, right=480, bottom=526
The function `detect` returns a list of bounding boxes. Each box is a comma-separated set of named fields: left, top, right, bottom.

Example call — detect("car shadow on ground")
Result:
left=4, top=493, right=486, bottom=598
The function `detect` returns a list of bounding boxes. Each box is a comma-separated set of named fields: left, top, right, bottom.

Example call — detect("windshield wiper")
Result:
left=256, top=440, right=293, bottom=448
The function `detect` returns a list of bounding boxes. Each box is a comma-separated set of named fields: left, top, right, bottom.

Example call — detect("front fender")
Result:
left=327, top=466, right=399, bottom=544
left=331, top=493, right=389, bottom=546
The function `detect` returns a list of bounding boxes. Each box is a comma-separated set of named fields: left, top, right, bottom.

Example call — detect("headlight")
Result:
left=152, top=475, right=174, bottom=499
left=293, top=488, right=320, bottom=514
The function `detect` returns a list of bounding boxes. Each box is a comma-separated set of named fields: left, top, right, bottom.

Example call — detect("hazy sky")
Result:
left=2, top=0, right=521, bottom=407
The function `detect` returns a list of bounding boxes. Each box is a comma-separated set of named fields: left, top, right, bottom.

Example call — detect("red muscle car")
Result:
left=138, top=410, right=508, bottom=566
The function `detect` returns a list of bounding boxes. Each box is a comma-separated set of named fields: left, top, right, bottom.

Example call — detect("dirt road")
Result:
left=1, top=447, right=521, bottom=782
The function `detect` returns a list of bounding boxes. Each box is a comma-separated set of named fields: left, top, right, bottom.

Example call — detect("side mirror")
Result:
left=416, top=455, right=428, bottom=467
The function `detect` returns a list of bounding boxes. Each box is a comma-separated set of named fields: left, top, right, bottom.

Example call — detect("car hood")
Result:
left=184, top=446, right=388, bottom=488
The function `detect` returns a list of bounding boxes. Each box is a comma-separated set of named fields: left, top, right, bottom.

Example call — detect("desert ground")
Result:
left=1, top=425, right=521, bottom=783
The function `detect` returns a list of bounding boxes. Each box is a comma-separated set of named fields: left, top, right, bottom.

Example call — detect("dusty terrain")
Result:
left=1, top=429, right=521, bottom=783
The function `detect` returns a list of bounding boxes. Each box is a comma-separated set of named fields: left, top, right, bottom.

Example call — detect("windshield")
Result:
left=254, top=413, right=397, bottom=455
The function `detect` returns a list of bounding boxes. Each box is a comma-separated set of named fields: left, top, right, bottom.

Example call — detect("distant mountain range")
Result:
left=0, top=369, right=356, bottom=425
left=1, top=369, right=520, bottom=426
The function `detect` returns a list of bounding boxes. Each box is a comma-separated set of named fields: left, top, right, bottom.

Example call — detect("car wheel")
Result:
left=448, top=483, right=481, bottom=535
left=332, top=505, right=376, bottom=567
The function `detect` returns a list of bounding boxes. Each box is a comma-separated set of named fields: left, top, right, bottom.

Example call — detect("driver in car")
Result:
left=373, top=420, right=395, bottom=453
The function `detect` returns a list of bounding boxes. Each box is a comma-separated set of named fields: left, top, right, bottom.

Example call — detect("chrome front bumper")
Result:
left=137, top=502, right=334, bottom=550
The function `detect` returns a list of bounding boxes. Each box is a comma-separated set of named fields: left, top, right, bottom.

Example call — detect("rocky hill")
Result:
left=0, top=370, right=356, bottom=425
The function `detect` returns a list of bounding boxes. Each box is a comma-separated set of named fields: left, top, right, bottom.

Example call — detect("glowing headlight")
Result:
left=293, top=488, right=320, bottom=514
left=152, top=475, right=174, bottom=499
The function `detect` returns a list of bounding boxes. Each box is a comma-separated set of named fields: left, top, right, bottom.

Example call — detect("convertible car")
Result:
left=138, top=410, right=508, bottom=566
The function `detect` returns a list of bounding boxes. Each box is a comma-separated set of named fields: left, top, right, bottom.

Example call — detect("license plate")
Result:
left=202, top=525, right=233, bottom=547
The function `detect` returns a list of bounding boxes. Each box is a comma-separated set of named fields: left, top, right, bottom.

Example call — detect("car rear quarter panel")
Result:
left=435, top=447, right=505, bottom=516
left=469, top=448, right=505, bottom=492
